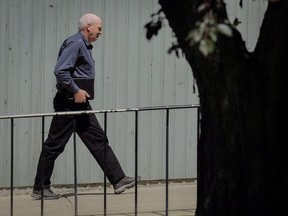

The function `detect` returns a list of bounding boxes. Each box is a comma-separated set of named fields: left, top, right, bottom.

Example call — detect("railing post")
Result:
left=10, top=118, right=14, bottom=216
left=73, top=119, right=78, bottom=216
left=41, top=116, right=45, bottom=216
left=165, top=109, right=170, bottom=216
left=134, top=111, right=139, bottom=216
left=104, top=112, right=107, bottom=216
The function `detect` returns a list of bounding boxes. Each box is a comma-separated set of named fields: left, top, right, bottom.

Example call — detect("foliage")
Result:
left=144, top=9, right=164, bottom=40
left=145, top=3, right=236, bottom=57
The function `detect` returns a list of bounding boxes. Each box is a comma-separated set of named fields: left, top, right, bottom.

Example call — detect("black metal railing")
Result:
left=0, top=104, right=200, bottom=216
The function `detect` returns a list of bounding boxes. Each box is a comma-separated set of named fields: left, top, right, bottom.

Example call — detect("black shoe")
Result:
left=31, top=188, right=61, bottom=200
left=113, top=176, right=141, bottom=194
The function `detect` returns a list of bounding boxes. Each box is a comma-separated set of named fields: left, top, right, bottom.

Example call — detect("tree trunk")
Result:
left=158, top=0, right=288, bottom=215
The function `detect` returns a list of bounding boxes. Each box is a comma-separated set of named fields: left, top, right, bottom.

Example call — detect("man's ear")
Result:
left=86, top=24, right=91, bottom=32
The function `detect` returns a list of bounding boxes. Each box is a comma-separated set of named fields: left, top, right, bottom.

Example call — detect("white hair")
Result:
left=78, top=13, right=100, bottom=31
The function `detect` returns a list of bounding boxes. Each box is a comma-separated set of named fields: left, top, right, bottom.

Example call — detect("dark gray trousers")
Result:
left=33, top=92, right=125, bottom=190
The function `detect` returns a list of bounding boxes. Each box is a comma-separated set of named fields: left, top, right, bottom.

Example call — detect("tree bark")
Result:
left=158, top=0, right=287, bottom=215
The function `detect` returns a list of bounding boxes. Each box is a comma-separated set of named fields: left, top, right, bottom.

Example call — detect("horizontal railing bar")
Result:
left=0, top=104, right=200, bottom=120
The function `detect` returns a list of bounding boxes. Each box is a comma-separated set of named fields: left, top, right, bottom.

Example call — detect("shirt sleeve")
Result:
left=54, top=40, right=80, bottom=93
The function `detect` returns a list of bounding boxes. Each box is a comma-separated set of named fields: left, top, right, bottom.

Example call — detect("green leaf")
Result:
left=217, top=24, right=233, bottom=37
left=209, top=31, right=218, bottom=42
left=199, top=39, right=215, bottom=57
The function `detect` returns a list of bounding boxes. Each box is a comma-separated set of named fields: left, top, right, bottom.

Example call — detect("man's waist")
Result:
left=56, top=78, right=95, bottom=100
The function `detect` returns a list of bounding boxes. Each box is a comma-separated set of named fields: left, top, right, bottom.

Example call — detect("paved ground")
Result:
left=0, top=181, right=197, bottom=216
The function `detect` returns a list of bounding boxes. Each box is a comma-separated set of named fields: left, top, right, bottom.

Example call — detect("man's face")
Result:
left=87, top=20, right=102, bottom=42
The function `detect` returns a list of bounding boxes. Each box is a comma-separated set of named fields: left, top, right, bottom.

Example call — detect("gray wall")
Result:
left=0, top=0, right=267, bottom=187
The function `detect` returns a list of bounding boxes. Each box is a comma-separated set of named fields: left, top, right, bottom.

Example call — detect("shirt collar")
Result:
left=79, top=31, right=93, bottom=50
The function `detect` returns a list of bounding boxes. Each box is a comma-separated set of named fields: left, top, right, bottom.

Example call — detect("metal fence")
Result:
left=0, top=104, right=200, bottom=216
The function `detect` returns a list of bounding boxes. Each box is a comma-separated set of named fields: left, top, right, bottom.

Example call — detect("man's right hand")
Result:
left=74, top=89, right=90, bottom=103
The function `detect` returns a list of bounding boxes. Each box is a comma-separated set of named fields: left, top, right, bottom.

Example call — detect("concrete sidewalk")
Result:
left=0, top=181, right=197, bottom=216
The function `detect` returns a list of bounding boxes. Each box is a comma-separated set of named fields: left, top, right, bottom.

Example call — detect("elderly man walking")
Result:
left=31, top=13, right=140, bottom=200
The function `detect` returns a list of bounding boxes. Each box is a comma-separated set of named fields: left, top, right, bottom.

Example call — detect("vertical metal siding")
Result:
left=0, top=0, right=267, bottom=187
left=0, top=0, right=7, bottom=187
left=225, top=0, right=268, bottom=51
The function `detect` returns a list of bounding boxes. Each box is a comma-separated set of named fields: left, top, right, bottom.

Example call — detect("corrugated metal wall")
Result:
left=225, top=0, right=268, bottom=51
left=0, top=0, right=267, bottom=188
